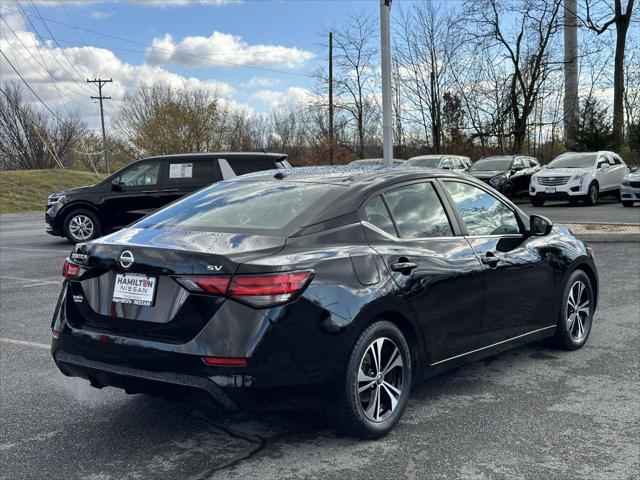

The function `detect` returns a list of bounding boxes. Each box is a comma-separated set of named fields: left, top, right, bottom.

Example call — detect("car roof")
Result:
left=143, top=152, right=287, bottom=162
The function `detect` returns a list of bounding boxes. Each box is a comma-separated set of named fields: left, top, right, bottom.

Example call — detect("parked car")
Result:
left=407, top=154, right=472, bottom=172
left=467, top=155, right=540, bottom=197
left=620, top=168, right=640, bottom=207
left=52, top=166, right=598, bottom=439
left=46, top=153, right=291, bottom=243
left=349, top=158, right=406, bottom=167
left=530, top=151, right=629, bottom=206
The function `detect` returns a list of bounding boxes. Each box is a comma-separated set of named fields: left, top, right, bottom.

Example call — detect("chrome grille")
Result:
left=538, top=176, right=570, bottom=186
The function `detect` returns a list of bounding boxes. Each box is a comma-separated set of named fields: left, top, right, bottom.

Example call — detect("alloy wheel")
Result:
left=356, top=337, right=404, bottom=422
left=68, top=215, right=94, bottom=241
left=566, top=280, right=591, bottom=342
left=589, top=185, right=598, bottom=204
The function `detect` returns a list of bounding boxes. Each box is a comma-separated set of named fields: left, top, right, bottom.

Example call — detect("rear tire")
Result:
left=584, top=182, right=599, bottom=206
left=335, top=321, right=412, bottom=439
left=530, top=197, right=545, bottom=207
left=548, top=270, right=594, bottom=351
left=63, top=209, right=102, bottom=244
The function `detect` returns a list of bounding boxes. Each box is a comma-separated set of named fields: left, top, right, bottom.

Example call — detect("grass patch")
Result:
left=0, top=169, right=104, bottom=214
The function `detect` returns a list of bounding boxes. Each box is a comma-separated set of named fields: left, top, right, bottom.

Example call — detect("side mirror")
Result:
left=598, top=163, right=610, bottom=170
left=111, top=179, right=122, bottom=191
left=530, top=214, right=553, bottom=236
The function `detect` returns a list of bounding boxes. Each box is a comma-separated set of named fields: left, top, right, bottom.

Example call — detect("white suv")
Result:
left=530, top=151, right=629, bottom=206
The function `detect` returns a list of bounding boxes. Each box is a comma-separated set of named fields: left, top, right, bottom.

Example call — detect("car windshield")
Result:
left=136, top=181, right=342, bottom=233
left=547, top=153, right=597, bottom=169
left=408, top=157, right=442, bottom=168
left=469, top=157, right=513, bottom=172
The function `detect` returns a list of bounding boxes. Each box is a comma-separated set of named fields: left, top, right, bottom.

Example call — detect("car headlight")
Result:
left=489, top=174, right=508, bottom=187
left=531, top=175, right=538, bottom=184
left=572, top=172, right=587, bottom=185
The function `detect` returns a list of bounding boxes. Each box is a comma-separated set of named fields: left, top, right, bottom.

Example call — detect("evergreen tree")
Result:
left=573, top=98, right=612, bottom=151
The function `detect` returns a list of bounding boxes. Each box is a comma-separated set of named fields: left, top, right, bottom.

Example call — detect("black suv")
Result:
left=46, top=152, right=290, bottom=243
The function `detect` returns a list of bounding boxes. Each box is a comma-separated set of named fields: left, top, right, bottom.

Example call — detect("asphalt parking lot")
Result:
left=1, top=213, right=639, bottom=480
left=516, top=197, right=640, bottom=224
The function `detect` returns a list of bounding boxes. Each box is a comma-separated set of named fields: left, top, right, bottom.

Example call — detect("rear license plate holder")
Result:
left=112, top=273, right=157, bottom=307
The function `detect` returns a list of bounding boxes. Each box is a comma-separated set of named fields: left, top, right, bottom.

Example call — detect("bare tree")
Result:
left=581, top=0, right=636, bottom=149
left=332, top=14, right=380, bottom=159
left=464, top=0, right=563, bottom=153
left=0, top=82, right=84, bottom=170
left=118, top=84, right=223, bottom=155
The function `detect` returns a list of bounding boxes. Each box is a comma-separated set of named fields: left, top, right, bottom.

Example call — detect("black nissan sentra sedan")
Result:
left=51, top=166, right=598, bottom=438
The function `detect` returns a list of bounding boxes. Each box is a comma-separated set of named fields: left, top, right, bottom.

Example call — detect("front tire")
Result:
left=336, top=321, right=412, bottom=439
left=63, top=209, right=102, bottom=244
left=584, top=182, right=599, bottom=206
left=622, top=201, right=635, bottom=207
left=549, top=270, right=594, bottom=351
left=530, top=197, right=545, bottom=206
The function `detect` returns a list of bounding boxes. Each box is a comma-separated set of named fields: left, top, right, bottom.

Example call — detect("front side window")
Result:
left=137, top=181, right=341, bottom=233
left=117, top=162, right=160, bottom=187
left=363, top=195, right=396, bottom=236
left=383, top=182, right=452, bottom=238
left=443, top=181, right=520, bottom=236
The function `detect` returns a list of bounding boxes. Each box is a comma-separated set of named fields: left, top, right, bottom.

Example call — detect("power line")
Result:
left=0, top=17, right=86, bottom=114
left=27, top=0, right=95, bottom=90
left=0, top=49, right=64, bottom=123
left=1, top=5, right=316, bottom=79
left=13, top=1, right=95, bottom=97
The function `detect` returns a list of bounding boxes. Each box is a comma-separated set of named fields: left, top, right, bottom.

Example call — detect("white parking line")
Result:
left=0, top=276, right=61, bottom=288
left=0, top=337, right=50, bottom=350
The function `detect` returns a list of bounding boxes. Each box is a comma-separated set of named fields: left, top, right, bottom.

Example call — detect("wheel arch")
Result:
left=572, top=262, right=599, bottom=310
left=351, top=305, right=424, bottom=382
left=60, top=202, right=102, bottom=224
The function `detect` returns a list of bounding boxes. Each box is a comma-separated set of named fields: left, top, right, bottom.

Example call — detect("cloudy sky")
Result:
left=0, top=0, right=378, bottom=134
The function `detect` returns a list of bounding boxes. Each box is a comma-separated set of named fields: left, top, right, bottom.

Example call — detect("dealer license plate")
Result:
left=112, top=273, right=157, bottom=306
left=545, top=187, right=556, bottom=193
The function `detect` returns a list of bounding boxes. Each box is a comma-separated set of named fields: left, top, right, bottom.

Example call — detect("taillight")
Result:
left=202, top=356, right=247, bottom=367
left=62, top=259, right=87, bottom=280
left=176, top=270, right=313, bottom=308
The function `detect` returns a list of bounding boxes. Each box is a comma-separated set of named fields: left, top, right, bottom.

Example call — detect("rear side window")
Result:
left=137, top=181, right=341, bottom=233
left=166, top=159, right=222, bottom=184
left=363, top=196, right=396, bottom=236
left=383, top=182, right=453, bottom=238
left=443, top=181, right=520, bottom=236
left=227, top=157, right=280, bottom=176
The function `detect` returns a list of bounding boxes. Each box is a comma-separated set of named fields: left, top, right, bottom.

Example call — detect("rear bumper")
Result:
left=55, top=350, right=237, bottom=408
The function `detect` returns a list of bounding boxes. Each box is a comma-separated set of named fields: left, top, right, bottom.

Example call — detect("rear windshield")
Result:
left=469, top=157, right=513, bottom=171
left=136, top=181, right=341, bottom=233
left=408, top=157, right=442, bottom=168
left=547, top=153, right=597, bottom=169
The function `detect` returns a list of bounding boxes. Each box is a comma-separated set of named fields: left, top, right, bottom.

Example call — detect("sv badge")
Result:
left=207, top=265, right=223, bottom=271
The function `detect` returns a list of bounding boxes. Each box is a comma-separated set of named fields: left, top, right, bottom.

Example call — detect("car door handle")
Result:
left=480, top=252, right=503, bottom=266
left=390, top=261, right=417, bottom=274
left=142, top=190, right=158, bottom=193
left=161, top=189, right=179, bottom=193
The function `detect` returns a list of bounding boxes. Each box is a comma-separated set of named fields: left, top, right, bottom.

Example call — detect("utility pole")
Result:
left=380, top=0, right=393, bottom=167
left=87, top=78, right=112, bottom=174
left=563, top=0, right=578, bottom=149
left=328, top=31, right=334, bottom=164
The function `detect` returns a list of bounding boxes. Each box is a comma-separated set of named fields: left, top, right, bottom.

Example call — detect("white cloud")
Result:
left=145, top=32, right=314, bottom=69
left=89, top=10, right=114, bottom=20
left=250, top=87, right=313, bottom=110
left=241, top=76, right=280, bottom=89
left=0, top=26, right=236, bottom=128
